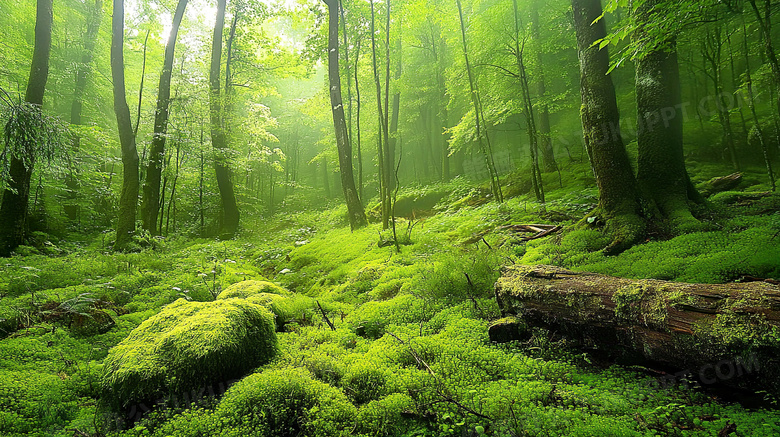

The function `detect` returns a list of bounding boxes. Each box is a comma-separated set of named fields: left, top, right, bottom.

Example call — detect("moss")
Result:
left=213, top=367, right=357, bottom=437
left=612, top=282, right=667, bottom=328
left=354, top=393, right=416, bottom=436
left=216, top=280, right=289, bottom=299
left=100, top=298, right=277, bottom=412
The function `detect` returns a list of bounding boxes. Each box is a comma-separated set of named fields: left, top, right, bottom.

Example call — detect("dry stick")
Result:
left=387, top=332, right=493, bottom=421
left=464, top=273, right=488, bottom=319
left=317, top=301, right=336, bottom=331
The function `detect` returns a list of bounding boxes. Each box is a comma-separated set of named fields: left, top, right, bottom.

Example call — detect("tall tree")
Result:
left=0, top=0, right=53, bottom=256
left=325, top=0, right=368, bottom=229
left=531, top=1, right=558, bottom=174
left=112, top=0, right=140, bottom=250
left=370, top=0, right=390, bottom=227
left=139, top=0, right=189, bottom=235
left=572, top=0, right=644, bottom=254
left=456, top=0, right=502, bottom=203
left=634, top=0, right=701, bottom=231
left=71, top=0, right=103, bottom=133
left=210, top=0, right=240, bottom=237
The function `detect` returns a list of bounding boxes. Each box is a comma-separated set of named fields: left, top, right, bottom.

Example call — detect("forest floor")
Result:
left=1, top=160, right=779, bottom=436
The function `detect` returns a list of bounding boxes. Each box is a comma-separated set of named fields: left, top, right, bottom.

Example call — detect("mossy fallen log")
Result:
left=495, top=265, right=780, bottom=394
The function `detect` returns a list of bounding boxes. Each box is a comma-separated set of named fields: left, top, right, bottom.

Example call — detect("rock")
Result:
left=101, top=298, right=276, bottom=414
left=217, top=280, right=289, bottom=299
left=217, top=280, right=314, bottom=331
left=488, top=316, right=528, bottom=343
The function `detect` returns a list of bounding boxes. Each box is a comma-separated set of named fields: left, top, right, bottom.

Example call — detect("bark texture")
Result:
left=572, top=0, right=643, bottom=254
left=112, top=0, right=140, bottom=250
left=0, top=0, right=53, bottom=256
left=635, top=0, right=699, bottom=231
left=140, top=0, right=188, bottom=235
left=324, top=0, right=367, bottom=230
left=496, top=265, right=780, bottom=394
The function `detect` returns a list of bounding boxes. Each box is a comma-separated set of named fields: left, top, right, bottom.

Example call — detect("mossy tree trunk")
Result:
left=571, top=0, right=644, bottom=254
left=209, top=0, right=239, bottom=237
left=324, top=0, right=367, bottom=230
left=496, top=265, right=780, bottom=394
left=112, top=0, right=139, bottom=251
left=0, top=0, right=52, bottom=256
left=140, top=0, right=188, bottom=236
left=634, top=0, right=702, bottom=232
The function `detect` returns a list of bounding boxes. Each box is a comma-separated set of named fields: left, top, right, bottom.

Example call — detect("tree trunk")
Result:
left=635, top=0, right=700, bottom=232
left=495, top=265, right=780, bottom=395
left=370, top=0, right=389, bottom=227
left=140, top=0, right=188, bottom=235
left=531, top=2, right=557, bottom=174
left=0, top=0, right=52, bottom=256
left=71, top=0, right=102, bottom=130
left=355, top=36, right=364, bottom=204
left=324, top=0, right=368, bottom=230
left=112, top=0, right=139, bottom=251
left=210, top=0, right=239, bottom=237
left=571, top=0, right=643, bottom=254
left=456, top=0, right=502, bottom=203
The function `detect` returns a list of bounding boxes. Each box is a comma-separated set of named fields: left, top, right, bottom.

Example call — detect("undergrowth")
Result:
left=0, top=162, right=778, bottom=436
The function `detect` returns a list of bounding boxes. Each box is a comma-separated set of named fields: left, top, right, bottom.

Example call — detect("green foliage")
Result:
left=100, top=299, right=277, bottom=413
left=213, top=367, right=356, bottom=437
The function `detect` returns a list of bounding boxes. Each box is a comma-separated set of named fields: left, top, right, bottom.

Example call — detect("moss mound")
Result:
left=101, top=298, right=277, bottom=412
left=217, top=280, right=290, bottom=299
left=213, top=367, right=356, bottom=437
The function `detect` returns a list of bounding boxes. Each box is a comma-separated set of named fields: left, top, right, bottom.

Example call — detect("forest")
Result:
left=1, top=0, right=779, bottom=435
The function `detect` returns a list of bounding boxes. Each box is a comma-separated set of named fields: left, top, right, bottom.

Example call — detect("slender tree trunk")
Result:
left=355, top=37, right=364, bottom=204
left=456, top=0, right=502, bottom=202
left=70, top=0, right=102, bottom=137
left=210, top=0, right=239, bottom=237
left=370, top=0, right=388, bottom=226
left=531, top=2, right=558, bottom=174
left=0, top=0, right=53, bottom=256
left=512, top=0, right=544, bottom=203
left=742, top=17, right=776, bottom=191
left=703, top=27, right=739, bottom=170
left=635, top=0, right=700, bottom=231
left=572, top=0, right=643, bottom=254
left=340, top=0, right=354, bottom=154
left=324, top=0, right=367, bottom=229
left=111, top=0, right=140, bottom=250
left=381, top=0, right=393, bottom=228
left=748, top=0, right=780, bottom=156
left=140, top=0, right=188, bottom=235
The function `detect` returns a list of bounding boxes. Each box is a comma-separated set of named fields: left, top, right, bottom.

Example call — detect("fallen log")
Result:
left=495, top=265, right=780, bottom=394
left=698, top=172, right=743, bottom=197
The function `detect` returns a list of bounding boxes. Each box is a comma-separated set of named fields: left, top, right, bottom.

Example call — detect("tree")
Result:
left=111, top=0, right=140, bottom=251
left=139, top=0, right=189, bottom=235
left=634, top=0, right=702, bottom=232
left=210, top=0, right=240, bottom=237
left=571, top=0, right=644, bottom=254
left=0, top=0, right=53, bottom=256
left=530, top=1, right=558, bottom=174
left=325, top=0, right=368, bottom=230
left=455, top=0, right=502, bottom=203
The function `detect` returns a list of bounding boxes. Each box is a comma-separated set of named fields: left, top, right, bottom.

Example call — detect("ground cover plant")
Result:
left=2, top=0, right=780, bottom=434
left=1, top=160, right=779, bottom=436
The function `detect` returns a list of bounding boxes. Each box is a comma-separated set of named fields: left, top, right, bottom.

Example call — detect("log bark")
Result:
left=495, top=265, right=780, bottom=394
